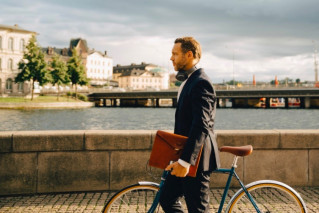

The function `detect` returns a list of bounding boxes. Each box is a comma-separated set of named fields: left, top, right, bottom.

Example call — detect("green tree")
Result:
left=67, top=49, right=88, bottom=98
left=15, top=35, right=51, bottom=100
left=50, top=54, right=70, bottom=101
left=296, top=78, right=301, bottom=84
left=175, top=81, right=182, bottom=87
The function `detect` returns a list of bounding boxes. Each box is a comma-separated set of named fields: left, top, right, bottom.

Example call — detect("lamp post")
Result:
left=313, top=40, right=318, bottom=83
left=225, top=45, right=236, bottom=87
left=232, top=49, right=236, bottom=86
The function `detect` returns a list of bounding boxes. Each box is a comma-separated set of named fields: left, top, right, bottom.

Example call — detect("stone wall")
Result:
left=0, top=130, right=318, bottom=196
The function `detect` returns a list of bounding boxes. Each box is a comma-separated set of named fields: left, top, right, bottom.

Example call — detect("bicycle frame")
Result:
left=148, top=156, right=262, bottom=213
left=214, top=167, right=261, bottom=213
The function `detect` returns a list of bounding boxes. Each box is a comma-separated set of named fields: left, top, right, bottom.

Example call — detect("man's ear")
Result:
left=186, top=50, right=194, bottom=59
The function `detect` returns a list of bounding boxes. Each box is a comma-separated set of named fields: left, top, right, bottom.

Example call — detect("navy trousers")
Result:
left=159, top=171, right=211, bottom=213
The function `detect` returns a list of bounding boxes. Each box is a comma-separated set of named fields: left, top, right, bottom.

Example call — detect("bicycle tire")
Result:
left=226, top=180, right=307, bottom=213
left=102, top=182, right=165, bottom=213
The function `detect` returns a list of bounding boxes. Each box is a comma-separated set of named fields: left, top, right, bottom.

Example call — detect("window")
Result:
left=6, top=78, right=13, bottom=91
left=20, top=39, right=25, bottom=52
left=0, top=58, right=2, bottom=71
left=18, top=82, right=24, bottom=92
left=8, top=37, right=13, bottom=51
left=0, top=36, right=2, bottom=49
left=8, top=59, right=13, bottom=71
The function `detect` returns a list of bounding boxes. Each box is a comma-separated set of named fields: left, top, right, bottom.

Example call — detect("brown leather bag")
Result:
left=149, top=130, right=203, bottom=177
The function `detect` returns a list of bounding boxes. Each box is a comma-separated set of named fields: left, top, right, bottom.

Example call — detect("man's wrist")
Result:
left=178, top=159, right=190, bottom=174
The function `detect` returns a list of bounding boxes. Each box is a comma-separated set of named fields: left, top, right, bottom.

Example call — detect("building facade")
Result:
left=86, top=51, right=113, bottom=86
left=115, top=63, right=169, bottom=90
left=0, top=24, right=36, bottom=96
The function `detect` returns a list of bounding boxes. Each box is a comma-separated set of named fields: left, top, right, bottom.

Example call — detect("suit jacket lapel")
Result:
left=177, top=69, right=202, bottom=106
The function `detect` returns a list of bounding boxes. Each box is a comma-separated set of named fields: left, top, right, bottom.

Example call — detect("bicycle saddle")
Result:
left=220, top=145, right=253, bottom=156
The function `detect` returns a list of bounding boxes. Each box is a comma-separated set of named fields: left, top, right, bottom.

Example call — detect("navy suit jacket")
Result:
left=174, top=68, right=220, bottom=172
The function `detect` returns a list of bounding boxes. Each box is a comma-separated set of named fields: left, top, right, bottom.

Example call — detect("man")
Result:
left=159, top=37, right=220, bottom=212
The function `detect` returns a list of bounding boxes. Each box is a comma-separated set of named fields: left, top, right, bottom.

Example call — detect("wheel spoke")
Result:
left=228, top=183, right=306, bottom=213
left=103, top=184, right=164, bottom=213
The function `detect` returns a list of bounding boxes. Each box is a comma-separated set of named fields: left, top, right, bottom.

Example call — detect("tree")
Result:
left=15, top=35, right=51, bottom=100
left=67, top=49, right=88, bottom=98
left=296, top=78, right=301, bottom=84
left=226, top=80, right=240, bottom=86
left=50, top=54, right=70, bottom=100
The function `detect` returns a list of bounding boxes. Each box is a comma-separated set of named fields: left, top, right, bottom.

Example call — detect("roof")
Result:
left=70, top=38, right=88, bottom=51
left=113, top=62, right=157, bottom=73
left=42, top=47, right=71, bottom=57
left=120, top=69, right=146, bottom=77
left=0, top=24, right=36, bottom=34
left=119, top=69, right=162, bottom=77
left=88, top=50, right=111, bottom=58
left=150, top=67, right=168, bottom=73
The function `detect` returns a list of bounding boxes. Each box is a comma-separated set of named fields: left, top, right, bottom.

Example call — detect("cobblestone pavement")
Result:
left=0, top=187, right=318, bottom=212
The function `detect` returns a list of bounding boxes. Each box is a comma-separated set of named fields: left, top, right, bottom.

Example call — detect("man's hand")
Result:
left=165, top=162, right=188, bottom=177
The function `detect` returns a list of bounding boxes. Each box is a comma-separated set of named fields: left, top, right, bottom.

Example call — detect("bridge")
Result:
left=87, top=88, right=319, bottom=108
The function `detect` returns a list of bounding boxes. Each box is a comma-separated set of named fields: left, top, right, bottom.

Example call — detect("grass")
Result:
left=0, top=95, right=80, bottom=103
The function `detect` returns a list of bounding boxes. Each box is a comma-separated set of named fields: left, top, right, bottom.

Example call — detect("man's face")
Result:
left=170, top=43, right=187, bottom=71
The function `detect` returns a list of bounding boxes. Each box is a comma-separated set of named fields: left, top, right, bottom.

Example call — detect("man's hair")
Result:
left=174, top=37, right=201, bottom=60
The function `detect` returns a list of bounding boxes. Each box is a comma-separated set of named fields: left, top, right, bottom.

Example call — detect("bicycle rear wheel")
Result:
left=102, top=183, right=164, bottom=213
left=226, top=180, right=307, bottom=213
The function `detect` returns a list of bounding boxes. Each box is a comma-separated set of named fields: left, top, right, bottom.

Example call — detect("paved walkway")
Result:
left=0, top=187, right=318, bottom=212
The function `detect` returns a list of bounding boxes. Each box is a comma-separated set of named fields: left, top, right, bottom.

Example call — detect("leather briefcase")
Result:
left=149, top=130, right=202, bottom=177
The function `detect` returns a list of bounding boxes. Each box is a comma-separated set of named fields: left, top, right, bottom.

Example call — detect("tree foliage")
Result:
left=50, top=54, right=70, bottom=100
left=15, top=35, right=51, bottom=100
left=67, top=49, right=88, bottom=97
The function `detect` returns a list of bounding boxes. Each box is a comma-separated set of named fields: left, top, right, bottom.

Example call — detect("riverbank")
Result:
left=0, top=96, right=94, bottom=109
left=0, top=102, right=94, bottom=109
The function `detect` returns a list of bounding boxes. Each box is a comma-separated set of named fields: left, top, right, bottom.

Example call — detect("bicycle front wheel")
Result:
left=102, top=183, right=164, bottom=213
left=226, top=180, right=307, bottom=213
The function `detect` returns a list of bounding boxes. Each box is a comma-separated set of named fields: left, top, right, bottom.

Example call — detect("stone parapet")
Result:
left=0, top=130, right=318, bottom=195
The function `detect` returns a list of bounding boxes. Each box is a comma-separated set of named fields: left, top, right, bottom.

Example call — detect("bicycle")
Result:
left=102, top=145, right=308, bottom=212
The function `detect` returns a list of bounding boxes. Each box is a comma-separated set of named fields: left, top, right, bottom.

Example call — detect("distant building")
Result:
left=0, top=24, right=36, bottom=96
left=115, top=63, right=169, bottom=90
left=43, top=38, right=113, bottom=86
left=86, top=51, right=113, bottom=86
left=113, top=62, right=158, bottom=82
left=169, top=73, right=179, bottom=87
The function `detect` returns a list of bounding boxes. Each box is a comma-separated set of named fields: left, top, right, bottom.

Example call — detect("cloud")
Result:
left=1, top=0, right=319, bottom=82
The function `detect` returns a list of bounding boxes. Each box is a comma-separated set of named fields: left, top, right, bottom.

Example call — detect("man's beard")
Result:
left=175, top=56, right=188, bottom=71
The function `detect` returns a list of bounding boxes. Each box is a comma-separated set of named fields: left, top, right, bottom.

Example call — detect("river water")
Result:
left=0, top=108, right=318, bottom=131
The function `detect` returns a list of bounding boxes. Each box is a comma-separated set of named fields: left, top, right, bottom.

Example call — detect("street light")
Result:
left=313, top=40, right=318, bottom=83
left=225, top=45, right=236, bottom=86
left=232, top=49, right=235, bottom=86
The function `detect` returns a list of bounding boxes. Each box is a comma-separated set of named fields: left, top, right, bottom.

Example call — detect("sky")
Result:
left=1, top=0, right=319, bottom=83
